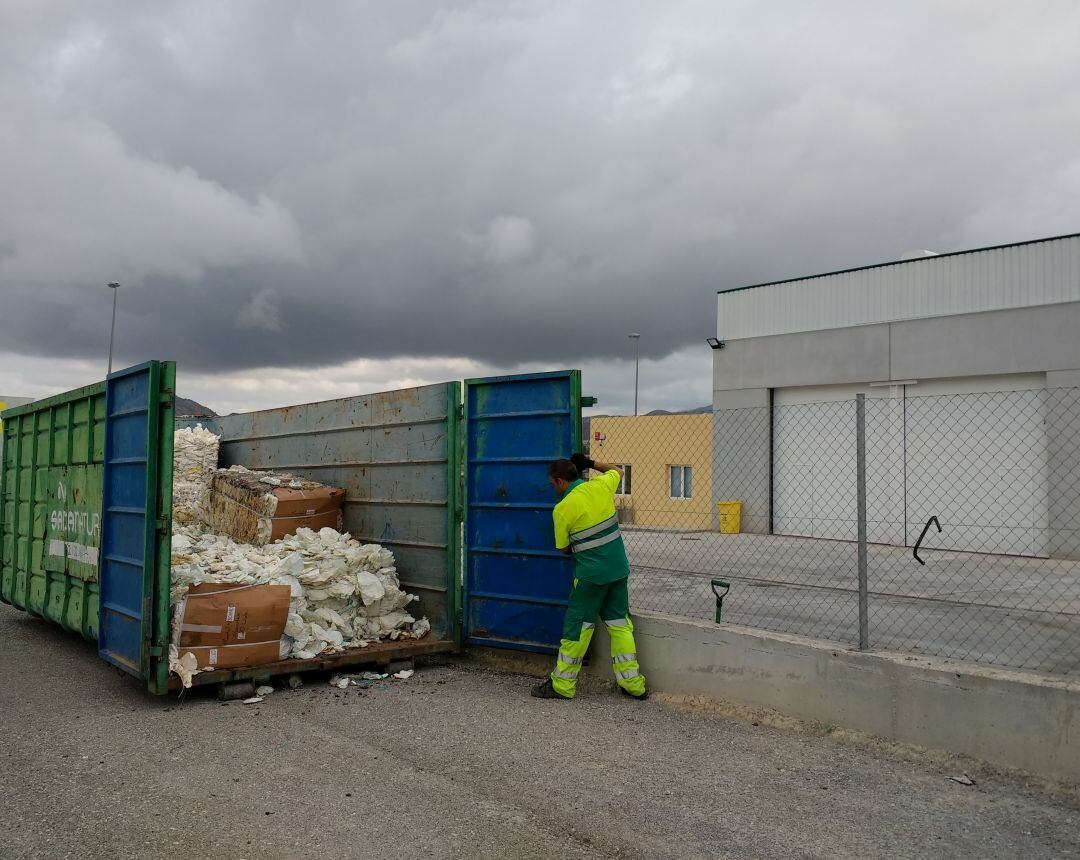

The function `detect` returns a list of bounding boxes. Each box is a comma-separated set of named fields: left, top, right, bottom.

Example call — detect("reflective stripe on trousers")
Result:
left=550, top=623, right=596, bottom=698
left=605, top=616, right=646, bottom=697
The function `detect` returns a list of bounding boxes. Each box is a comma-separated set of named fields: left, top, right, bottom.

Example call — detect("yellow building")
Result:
left=589, top=413, right=713, bottom=531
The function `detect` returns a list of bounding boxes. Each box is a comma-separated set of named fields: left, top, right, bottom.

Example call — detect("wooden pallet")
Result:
left=169, top=637, right=457, bottom=691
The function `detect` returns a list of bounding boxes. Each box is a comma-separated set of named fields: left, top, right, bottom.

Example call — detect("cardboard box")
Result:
left=176, top=583, right=291, bottom=648
left=267, top=485, right=345, bottom=541
left=181, top=641, right=283, bottom=671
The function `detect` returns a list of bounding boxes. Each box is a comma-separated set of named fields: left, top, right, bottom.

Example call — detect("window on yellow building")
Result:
left=616, top=465, right=632, bottom=495
left=669, top=465, right=692, bottom=499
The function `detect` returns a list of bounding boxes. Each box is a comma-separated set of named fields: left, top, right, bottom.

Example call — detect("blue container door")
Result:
left=464, top=370, right=582, bottom=652
left=99, top=362, right=171, bottom=678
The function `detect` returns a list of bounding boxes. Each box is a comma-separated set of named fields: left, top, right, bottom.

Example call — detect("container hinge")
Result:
left=160, top=389, right=174, bottom=408
left=155, top=516, right=169, bottom=532
left=149, top=645, right=164, bottom=657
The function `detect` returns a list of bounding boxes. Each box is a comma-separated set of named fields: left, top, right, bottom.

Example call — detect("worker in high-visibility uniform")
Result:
left=531, top=454, right=648, bottom=701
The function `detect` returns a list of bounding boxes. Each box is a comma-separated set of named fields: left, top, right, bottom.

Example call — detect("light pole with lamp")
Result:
left=107, top=282, right=120, bottom=376
left=628, top=332, right=641, bottom=416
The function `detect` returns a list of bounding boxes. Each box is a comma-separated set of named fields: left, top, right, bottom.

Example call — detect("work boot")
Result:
left=531, top=678, right=572, bottom=700
left=620, top=685, right=649, bottom=701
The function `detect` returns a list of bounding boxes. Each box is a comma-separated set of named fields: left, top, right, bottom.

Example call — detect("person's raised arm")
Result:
left=571, top=453, right=621, bottom=477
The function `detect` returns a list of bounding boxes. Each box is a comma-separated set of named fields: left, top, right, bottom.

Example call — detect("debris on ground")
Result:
left=255, top=685, right=274, bottom=697
left=287, top=674, right=303, bottom=689
left=242, top=696, right=264, bottom=705
left=948, top=774, right=977, bottom=786
left=327, top=669, right=403, bottom=688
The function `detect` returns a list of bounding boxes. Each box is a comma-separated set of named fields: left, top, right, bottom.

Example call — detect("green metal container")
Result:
left=1, top=379, right=109, bottom=641
left=1, top=363, right=178, bottom=691
left=2, top=363, right=588, bottom=693
left=1, top=362, right=474, bottom=694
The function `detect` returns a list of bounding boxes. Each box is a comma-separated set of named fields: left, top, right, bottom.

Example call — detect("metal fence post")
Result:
left=856, top=393, right=869, bottom=649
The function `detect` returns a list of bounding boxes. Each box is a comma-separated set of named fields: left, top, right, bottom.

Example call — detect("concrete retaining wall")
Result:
left=589, top=612, right=1080, bottom=782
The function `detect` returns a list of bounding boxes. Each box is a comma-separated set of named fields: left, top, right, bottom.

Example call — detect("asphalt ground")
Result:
left=624, top=530, right=1080, bottom=674
left=1, top=603, right=1078, bottom=860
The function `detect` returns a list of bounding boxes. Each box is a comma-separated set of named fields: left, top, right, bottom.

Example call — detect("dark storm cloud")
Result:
left=2, top=1, right=1079, bottom=373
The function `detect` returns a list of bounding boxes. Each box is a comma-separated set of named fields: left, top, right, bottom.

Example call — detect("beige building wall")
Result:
left=590, top=414, right=713, bottom=531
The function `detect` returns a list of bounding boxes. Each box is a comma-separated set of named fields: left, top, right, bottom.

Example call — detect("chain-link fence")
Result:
left=591, top=387, right=1080, bottom=676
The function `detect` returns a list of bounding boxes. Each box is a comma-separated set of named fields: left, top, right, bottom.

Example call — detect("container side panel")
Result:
left=0, top=382, right=106, bottom=641
left=215, top=383, right=457, bottom=640
left=174, top=416, right=222, bottom=435
left=464, top=370, right=581, bottom=652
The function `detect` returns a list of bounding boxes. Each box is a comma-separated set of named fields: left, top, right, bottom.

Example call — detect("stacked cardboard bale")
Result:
left=205, top=466, right=345, bottom=545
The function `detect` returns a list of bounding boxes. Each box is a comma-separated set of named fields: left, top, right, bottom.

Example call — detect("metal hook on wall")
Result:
left=913, top=516, right=941, bottom=565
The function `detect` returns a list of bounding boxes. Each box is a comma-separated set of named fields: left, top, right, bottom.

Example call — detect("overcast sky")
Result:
left=2, top=1, right=1078, bottom=415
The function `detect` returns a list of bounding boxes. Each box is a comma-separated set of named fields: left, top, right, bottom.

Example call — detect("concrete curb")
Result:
left=577, top=611, right=1079, bottom=783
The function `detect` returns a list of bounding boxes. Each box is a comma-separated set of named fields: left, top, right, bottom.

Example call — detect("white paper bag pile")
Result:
left=170, top=524, right=431, bottom=661
left=172, top=425, right=220, bottom=524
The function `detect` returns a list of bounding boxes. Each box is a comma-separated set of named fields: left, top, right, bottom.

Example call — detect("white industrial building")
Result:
left=712, top=233, right=1080, bottom=559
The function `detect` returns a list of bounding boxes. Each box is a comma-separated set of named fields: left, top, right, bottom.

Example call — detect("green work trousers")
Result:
left=550, top=576, right=646, bottom=698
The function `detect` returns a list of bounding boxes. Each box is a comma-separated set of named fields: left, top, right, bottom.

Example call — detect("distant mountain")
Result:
left=645, top=405, right=712, bottom=416
left=175, top=396, right=218, bottom=417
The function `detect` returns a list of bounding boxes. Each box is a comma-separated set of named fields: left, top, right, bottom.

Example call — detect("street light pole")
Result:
left=628, top=333, right=641, bottom=416
left=107, top=282, right=120, bottom=376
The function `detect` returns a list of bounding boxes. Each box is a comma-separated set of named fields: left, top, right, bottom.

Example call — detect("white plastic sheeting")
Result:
left=168, top=644, right=200, bottom=688
left=170, top=524, right=431, bottom=662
